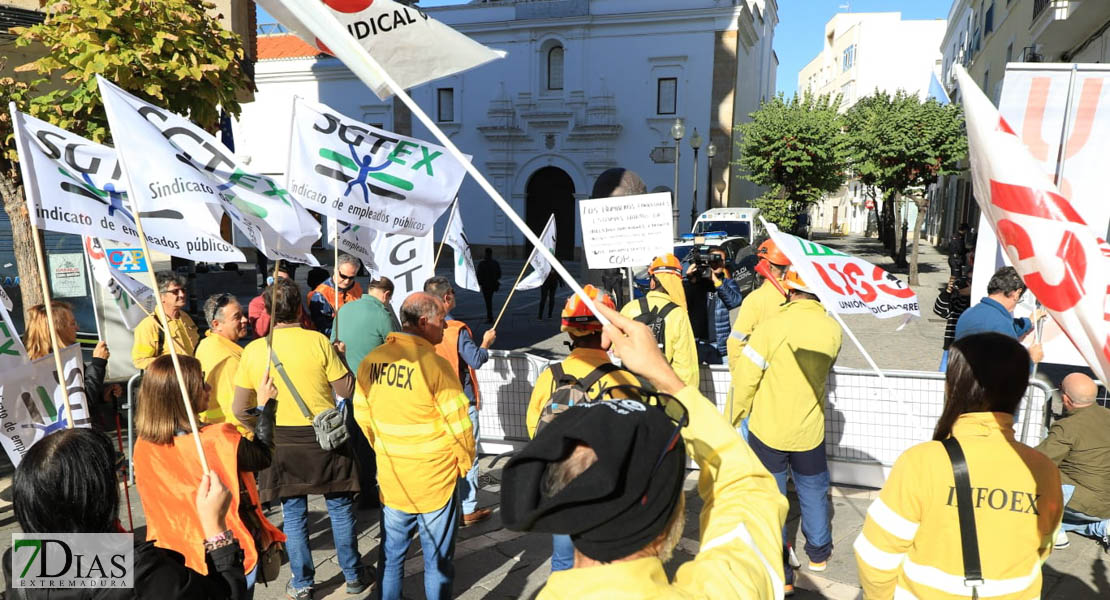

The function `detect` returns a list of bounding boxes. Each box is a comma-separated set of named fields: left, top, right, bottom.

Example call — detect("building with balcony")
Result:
left=796, top=12, right=945, bottom=235
left=237, top=0, right=779, bottom=257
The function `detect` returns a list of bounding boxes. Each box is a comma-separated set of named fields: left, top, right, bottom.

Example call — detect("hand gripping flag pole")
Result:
left=273, top=0, right=611, bottom=328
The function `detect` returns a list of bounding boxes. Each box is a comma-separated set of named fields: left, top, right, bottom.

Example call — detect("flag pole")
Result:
left=492, top=246, right=538, bottom=330
left=28, top=224, right=75, bottom=429
left=435, top=197, right=458, bottom=268
left=333, top=229, right=340, bottom=338
left=277, top=0, right=609, bottom=327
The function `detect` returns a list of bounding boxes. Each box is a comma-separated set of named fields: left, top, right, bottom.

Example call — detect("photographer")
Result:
left=683, top=247, right=743, bottom=364
left=933, top=272, right=971, bottom=371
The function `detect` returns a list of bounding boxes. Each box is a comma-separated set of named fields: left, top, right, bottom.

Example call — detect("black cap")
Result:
left=500, top=398, right=686, bottom=562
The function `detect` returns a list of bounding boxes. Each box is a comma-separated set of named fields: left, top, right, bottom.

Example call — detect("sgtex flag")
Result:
left=84, top=237, right=155, bottom=330
left=763, top=219, right=920, bottom=321
left=97, top=76, right=321, bottom=265
left=9, top=106, right=209, bottom=259
left=444, top=201, right=480, bottom=292
left=0, top=292, right=27, bottom=372
left=955, top=65, right=1110, bottom=384
left=326, top=217, right=380, bottom=276
left=517, top=215, right=556, bottom=291
left=374, top=233, right=435, bottom=315
left=288, top=98, right=466, bottom=237
left=0, top=344, right=90, bottom=467
left=257, top=0, right=505, bottom=100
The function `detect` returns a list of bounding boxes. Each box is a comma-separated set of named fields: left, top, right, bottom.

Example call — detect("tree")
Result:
left=735, top=92, right=849, bottom=231
left=0, top=0, right=249, bottom=320
left=845, top=91, right=967, bottom=284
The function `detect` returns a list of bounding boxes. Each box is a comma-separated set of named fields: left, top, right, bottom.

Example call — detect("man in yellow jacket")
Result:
left=354, top=292, right=475, bottom=600
left=194, top=293, right=248, bottom=430
left=620, top=254, right=699, bottom=389
left=730, top=267, right=841, bottom=593
left=131, top=271, right=198, bottom=370
left=502, top=303, right=787, bottom=599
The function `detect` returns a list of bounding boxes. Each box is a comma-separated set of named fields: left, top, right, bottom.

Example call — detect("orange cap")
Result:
left=648, top=254, right=683, bottom=276
left=782, top=268, right=814, bottom=294
left=757, top=239, right=791, bottom=266
left=561, top=284, right=616, bottom=334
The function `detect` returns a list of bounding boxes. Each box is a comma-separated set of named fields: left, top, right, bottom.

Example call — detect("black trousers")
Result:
left=481, top=287, right=495, bottom=320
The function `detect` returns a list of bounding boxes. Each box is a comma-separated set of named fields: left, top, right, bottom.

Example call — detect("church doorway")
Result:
left=524, top=166, right=576, bottom=260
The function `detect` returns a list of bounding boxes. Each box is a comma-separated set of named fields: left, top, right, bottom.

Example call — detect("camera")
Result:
left=686, top=247, right=723, bottom=281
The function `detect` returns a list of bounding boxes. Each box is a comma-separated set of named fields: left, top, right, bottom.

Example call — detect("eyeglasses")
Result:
left=336, top=272, right=355, bottom=281
left=163, top=287, right=186, bottom=296
left=214, top=293, right=234, bottom=308
left=594, top=385, right=689, bottom=504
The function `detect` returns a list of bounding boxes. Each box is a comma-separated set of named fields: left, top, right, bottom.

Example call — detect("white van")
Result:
left=692, top=207, right=761, bottom=245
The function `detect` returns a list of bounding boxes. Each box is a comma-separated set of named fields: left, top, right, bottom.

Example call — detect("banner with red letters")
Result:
left=762, top=220, right=920, bottom=321
left=956, top=65, right=1110, bottom=384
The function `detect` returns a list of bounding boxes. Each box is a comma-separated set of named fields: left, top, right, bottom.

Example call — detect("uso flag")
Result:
left=956, top=65, right=1110, bottom=384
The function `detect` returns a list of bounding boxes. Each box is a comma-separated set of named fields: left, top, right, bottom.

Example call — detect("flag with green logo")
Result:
left=326, top=216, right=380, bottom=276
left=518, top=215, right=557, bottom=291
left=288, top=98, right=467, bottom=237
left=0, top=292, right=27, bottom=372
left=0, top=344, right=90, bottom=467
left=444, top=201, right=480, bottom=292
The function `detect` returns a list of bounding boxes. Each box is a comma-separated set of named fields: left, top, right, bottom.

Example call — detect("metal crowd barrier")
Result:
left=473, top=351, right=1053, bottom=489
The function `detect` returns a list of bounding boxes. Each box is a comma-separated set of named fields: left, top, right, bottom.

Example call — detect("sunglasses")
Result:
left=594, top=385, right=689, bottom=504
left=163, top=288, right=186, bottom=296
left=336, top=271, right=355, bottom=281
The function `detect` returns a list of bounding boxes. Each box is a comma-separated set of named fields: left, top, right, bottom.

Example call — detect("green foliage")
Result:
left=735, top=92, right=849, bottom=229
left=2, top=0, right=249, bottom=168
left=844, top=90, right=967, bottom=202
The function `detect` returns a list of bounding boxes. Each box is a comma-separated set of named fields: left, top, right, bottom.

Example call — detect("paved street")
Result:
left=0, top=235, right=1106, bottom=599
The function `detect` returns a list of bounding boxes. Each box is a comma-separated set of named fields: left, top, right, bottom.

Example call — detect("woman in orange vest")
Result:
left=133, top=355, right=285, bottom=591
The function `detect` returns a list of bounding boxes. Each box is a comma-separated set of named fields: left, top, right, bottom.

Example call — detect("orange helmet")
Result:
left=648, top=254, right=683, bottom=277
left=757, top=239, right=791, bottom=266
left=782, top=268, right=814, bottom=294
left=561, top=284, right=615, bottom=334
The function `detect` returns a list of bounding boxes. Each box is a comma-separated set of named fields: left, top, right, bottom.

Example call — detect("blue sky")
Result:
left=258, top=1, right=950, bottom=97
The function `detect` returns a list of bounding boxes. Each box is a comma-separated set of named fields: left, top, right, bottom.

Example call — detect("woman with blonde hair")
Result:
left=134, top=355, right=285, bottom=593
left=23, top=301, right=112, bottom=423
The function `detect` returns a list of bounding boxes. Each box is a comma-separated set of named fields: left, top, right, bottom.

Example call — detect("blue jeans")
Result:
left=459, top=404, right=480, bottom=514
left=551, top=534, right=574, bottom=572
left=378, top=491, right=460, bottom=600
left=281, top=493, right=363, bottom=590
left=748, top=432, right=832, bottom=585
left=1061, top=484, right=1109, bottom=540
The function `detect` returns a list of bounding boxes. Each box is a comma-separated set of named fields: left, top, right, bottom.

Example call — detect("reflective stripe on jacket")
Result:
left=619, top=290, right=699, bottom=389
left=854, top=412, right=1063, bottom=599
left=726, top=279, right=786, bottom=378
left=729, top=299, right=841, bottom=451
left=355, top=332, right=475, bottom=514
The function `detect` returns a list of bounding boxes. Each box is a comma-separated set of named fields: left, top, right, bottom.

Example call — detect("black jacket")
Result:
left=4, top=540, right=246, bottom=599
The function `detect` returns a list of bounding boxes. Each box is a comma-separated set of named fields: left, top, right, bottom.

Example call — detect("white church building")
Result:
left=235, top=0, right=778, bottom=258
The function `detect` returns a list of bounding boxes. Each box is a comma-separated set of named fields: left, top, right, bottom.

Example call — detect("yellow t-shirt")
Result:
left=195, top=331, right=246, bottom=434
left=234, top=326, right=349, bottom=427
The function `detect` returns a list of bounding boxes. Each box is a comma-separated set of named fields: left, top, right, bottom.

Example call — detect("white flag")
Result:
left=326, top=217, right=380, bottom=276
left=288, top=98, right=466, bottom=237
left=518, top=215, right=556, bottom=291
left=9, top=105, right=224, bottom=259
left=444, top=201, right=480, bottom=292
left=373, top=233, right=435, bottom=314
left=97, top=76, right=322, bottom=265
left=0, top=286, right=12, bottom=312
left=956, top=65, right=1110, bottom=384
left=83, top=237, right=155, bottom=330
left=257, top=0, right=505, bottom=100
left=0, top=344, right=91, bottom=467
left=763, top=219, right=920, bottom=321
left=0, top=292, right=28, bottom=371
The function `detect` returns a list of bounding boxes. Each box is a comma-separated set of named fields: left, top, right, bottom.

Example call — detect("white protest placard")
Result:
left=579, top=193, right=673, bottom=269
left=373, top=233, right=435, bottom=314
left=0, top=344, right=90, bottom=467
left=48, top=253, right=86, bottom=299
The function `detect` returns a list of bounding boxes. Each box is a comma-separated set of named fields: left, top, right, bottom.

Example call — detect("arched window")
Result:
left=547, top=45, right=564, bottom=91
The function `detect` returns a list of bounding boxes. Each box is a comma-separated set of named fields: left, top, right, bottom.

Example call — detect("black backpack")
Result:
left=535, top=362, right=623, bottom=434
left=632, top=297, right=679, bottom=349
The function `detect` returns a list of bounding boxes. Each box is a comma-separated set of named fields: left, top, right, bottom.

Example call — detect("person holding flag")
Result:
left=131, top=272, right=199, bottom=370
left=619, top=254, right=699, bottom=389
left=309, top=253, right=363, bottom=337
left=729, top=267, right=842, bottom=595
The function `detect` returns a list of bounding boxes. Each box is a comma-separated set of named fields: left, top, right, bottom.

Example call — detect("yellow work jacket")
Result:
left=537, top=387, right=788, bottom=599
left=726, top=279, right=787, bottom=378
left=854, top=412, right=1063, bottom=599
left=729, top=299, right=841, bottom=451
left=620, top=291, right=699, bottom=389
left=194, top=331, right=245, bottom=433
left=525, top=348, right=641, bottom=438
left=354, top=332, right=475, bottom=514
left=131, top=311, right=199, bottom=370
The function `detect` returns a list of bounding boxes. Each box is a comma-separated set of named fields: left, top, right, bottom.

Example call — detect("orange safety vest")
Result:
left=312, top=281, right=363, bottom=312
left=434, top=320, right=482, bottom=409
left=133, top=424, right=285, bottom=575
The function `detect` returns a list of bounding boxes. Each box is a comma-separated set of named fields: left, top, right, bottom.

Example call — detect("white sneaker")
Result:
left=1054, top=529, right=1070, bottom=549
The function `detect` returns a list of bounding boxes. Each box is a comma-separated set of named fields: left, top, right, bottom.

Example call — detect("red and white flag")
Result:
left=955, top=65, right=1110, bottom=384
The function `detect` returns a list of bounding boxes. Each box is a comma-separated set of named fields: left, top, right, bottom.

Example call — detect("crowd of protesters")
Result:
left=6, top=197, right=1107, bottom=600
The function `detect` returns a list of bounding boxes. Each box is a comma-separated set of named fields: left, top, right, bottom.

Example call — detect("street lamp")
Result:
left=706, top=141, right=717, bottom=211
left=689, top=129, right=702, bottom=229
left=670, top=118, right=685, bottom=237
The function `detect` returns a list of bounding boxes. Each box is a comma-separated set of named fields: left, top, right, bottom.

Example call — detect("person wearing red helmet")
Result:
left=726, top=239, right=791, bottom=383
left=526, top=284, right=641, bottom=572
left=619, top=254, right=699, bottom=388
